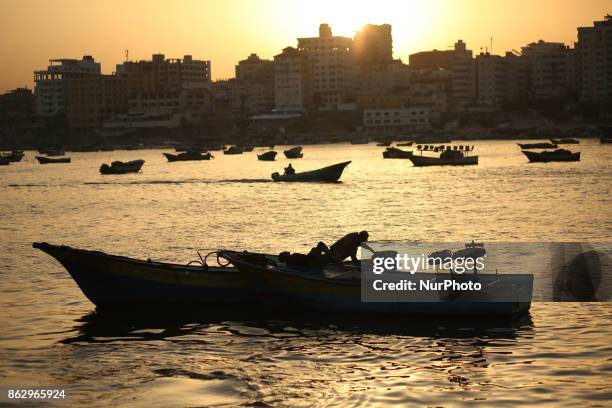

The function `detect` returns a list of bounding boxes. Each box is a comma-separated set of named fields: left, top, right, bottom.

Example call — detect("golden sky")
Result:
left=1, top=0, right=610, bottom=92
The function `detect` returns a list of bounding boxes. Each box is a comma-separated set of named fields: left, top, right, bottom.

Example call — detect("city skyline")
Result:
left=1, top=0, right=610, bottom=92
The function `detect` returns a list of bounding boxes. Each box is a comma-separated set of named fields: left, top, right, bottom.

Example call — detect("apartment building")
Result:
left=297, top=24, right=353, bottom=110
left=363, top=106, right=434, bottom=132
left=273, top=47, right=313, bottom=112
left=576, top=15, right=612, bottom=103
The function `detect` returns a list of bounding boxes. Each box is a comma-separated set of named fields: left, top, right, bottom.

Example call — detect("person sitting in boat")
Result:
left=284, top=163, right=295, bottom=175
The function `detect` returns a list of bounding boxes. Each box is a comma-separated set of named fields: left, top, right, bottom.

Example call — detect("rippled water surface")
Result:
left=1, top=140, right=611, bottom=406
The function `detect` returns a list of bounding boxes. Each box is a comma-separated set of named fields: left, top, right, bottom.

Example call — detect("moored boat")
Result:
left=257, top=151, right=277, bottom=161
left=517, top=142, right=558, bottom=149
left=408, top=146, right=477, bottom=167
left=1, top=150, right=24, bottom=162
left=383, top=147, right=413, bottom=159
left=550, top=138, right=579, bottom=144
left=220, top=251, right=532, bottom=317
left=223, top=146, right=243, bottom=155
left=271, top=161, right=351, bottom=182
left=600, top=137, right=612, bottom=144
left=376, top=141, right=392, bottom=147
left=33, top=242, right=249, bottom=308
left=36, top=156, right=71, bottom=164
left=283, top=146, right=303, bottom=158
left=99, top=159, right=145, bottom=174
left=522, top=149, right=580, bottom=163
left=396, top=141, right=413, bottom=146
left=163, top=152, right=213, bottom=162
left=0, top=156, right=10, bottom=165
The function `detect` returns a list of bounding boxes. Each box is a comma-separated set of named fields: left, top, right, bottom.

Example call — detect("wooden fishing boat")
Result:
left=376, top=141, right=392, bottom=147
left=257, top=151, right=277, bottom=161
left=99, top=159, right=145, bottom=174
left=33, top=242, right=250, bottom=308
left=239, top=146, right=255, bottom=152
left=271, top=161, right=351, bottom=182
left=163, top=152, right=213, bottom=162
left=522, top=149, right=580, bottom=163
left=283, top=146, right=303, bottom=158
left=517, top=142, right=558, bottom=149
left=36, top=156, right=71, bottom=164
left=550, top=138, right=579, bottom=144
left=600, top=138, right=612, bottom=144
left=223, top=146, right=243, bottom=155
left=1, top=150, right=24, bottom=162
left=396, top=141, right=414, bottom=146
left=408, top=148, right=478, bottom=167
left=220, top=251, right=533, bottom=317
left=383, top=147, right=413, bottom=159
left=0, top=156, right=10, bottom=165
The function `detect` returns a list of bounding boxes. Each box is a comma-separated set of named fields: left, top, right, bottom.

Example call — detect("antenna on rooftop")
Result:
left=125, top=49, right=129, bottom=62
left=490, top=37, right=493, bottom=55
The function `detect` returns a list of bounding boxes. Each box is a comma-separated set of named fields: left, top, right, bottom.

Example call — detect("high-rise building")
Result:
left=273, top=47, right=313, bottom=112
left=576, top=15, right=612, bottom=103
left=450, top=40, right=477, bottom=109
left=521, top=40, right=576, bottom=99
left=116, top=54, right=211, bottom=96
left=0, top=88, right=35, bottom=127
left=475, top=53, right=508, bottom=106
left=353, top=24, right=393, bottom=66
left=297, top=24, right=353, bottom=110
left=235, top=54, right=275, bottom=115
left=34, top=56, right=101, bottom=116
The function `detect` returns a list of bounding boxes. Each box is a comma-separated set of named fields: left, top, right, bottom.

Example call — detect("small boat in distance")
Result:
left=522, top=149, right=580, bottom=163
left=239, top=146, right=255, bottom=152
left=163, top=152, right=213, bottom=162
left=376, top=141, right=392, bottom=147
left=383, top=147, right=413, bottom=159
left=271, top=161, right=351, bottom=182
left=550, top=138, right=579, bottom=144
left=283, top=146, right=303, bottom=159
left=517, top=142, right=558, bottom=149
left=1, top=150, right=24, bottom=162
left=396, top=141, right=414, bottom=146
left=600, top=138, right=612, bottom=144
left=36, top=156, right=71, bottom=164
left=408, top=146, right=478, bottom=167
left=257, top=151, right=277, bottom=161
left=223, top=146, right=243, bottom=155
left=33, top=242, right=249, bottom=308
left=99, top=159, right=145, bottom=174
left=0, top=156, right=10, bottom=165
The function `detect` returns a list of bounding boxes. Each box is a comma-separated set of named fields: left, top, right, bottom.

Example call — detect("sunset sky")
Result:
left=1, top=0, right=610, bottom=92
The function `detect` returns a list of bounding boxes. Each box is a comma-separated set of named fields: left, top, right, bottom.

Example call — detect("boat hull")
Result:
left=221, top=252, right=532, bottom=317
left=522, top=150, right=580, bottom=163
left=271, top=161, right=351, bottom=182
left=283, top=147, right=303, bottom=159
left=408, top=155, right=478, bottom=167
left=257, top=151, right=277, bottom=161
left=383, top=148, right=413, bottom=159
left=36, top=156, right=71, bottom=164
left=33, top=242, right=250, bottom=308
left=99, top=160, right=145, bottom=174
left=163, top=152, right=211, bottom=162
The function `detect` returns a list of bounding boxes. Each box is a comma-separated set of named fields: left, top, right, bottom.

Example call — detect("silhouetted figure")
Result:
left=329, top=231, right=370, bottom=263
left=284, top=163, right=295, bottom=175
left=279, top=242, right=332, bottom=268
left=279, top=231, right=371, bottom=268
